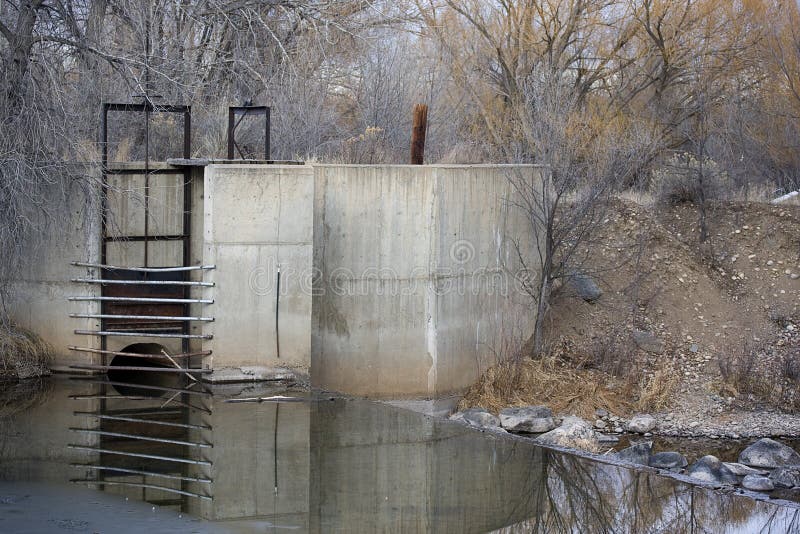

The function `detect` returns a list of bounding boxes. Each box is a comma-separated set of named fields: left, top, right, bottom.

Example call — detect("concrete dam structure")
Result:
left=8, top=162, right=544, bottom=399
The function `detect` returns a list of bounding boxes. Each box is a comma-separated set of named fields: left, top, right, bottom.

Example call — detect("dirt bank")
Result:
left=461, top=198, right=800, bottom=438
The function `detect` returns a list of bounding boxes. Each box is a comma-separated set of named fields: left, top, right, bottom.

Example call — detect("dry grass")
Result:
left=458, top=356, right=633, bottom=419
left=0, top=378, right=52, bottom=418
left=0, top=325, right=53, bottom=380
left=636, top=365, right=680, bottom=412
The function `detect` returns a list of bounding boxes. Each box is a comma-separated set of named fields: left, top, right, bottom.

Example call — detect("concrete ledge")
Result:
left=202, top=366, right=307, bottom=384
left=382, top=396, right=462, bottom=418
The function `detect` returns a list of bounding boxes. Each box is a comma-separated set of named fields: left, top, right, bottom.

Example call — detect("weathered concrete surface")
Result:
left=311, top=164, right=541, bottom=398
left=186, top=388, right=309, bottom=524
left=11, top=162, right=542, bottom=400
left=202, top=164, right=313, bottom=381
left=4, top=179, right=103, bottom=371
left=309, top=397, right=545, bottom=533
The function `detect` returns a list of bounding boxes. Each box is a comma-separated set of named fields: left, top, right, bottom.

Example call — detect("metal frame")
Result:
left=100, top=102, right=194, bottom=355
left=227, top=105, right=270, bottom=160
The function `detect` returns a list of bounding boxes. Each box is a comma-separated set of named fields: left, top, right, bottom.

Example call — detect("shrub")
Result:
left=653, top=152, right=729, bottom=205
left=0, top=325, right=53, bottom=380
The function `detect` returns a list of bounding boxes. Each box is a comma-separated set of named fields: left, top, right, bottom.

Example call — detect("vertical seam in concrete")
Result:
left=426, top=167, right=439, bottom=397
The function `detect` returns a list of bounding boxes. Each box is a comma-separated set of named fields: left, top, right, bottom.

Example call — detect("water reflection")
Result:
left=0, top=377, right=799, bottom=533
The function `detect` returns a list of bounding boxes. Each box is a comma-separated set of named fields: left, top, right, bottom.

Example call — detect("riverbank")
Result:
left=459, top=198, right=800, bottom=440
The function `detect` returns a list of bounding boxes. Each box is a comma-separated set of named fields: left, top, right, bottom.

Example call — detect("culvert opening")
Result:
left=108, top=343, right=184, bottom=395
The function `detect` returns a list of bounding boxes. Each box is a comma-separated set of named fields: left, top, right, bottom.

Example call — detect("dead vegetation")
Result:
left=458, top=344, right=634, bottom=420
left=0, top=325, right=53, bottom=381
left=462, top=197, right=800, bottom=424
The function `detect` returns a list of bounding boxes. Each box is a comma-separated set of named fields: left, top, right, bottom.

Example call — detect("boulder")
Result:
left=650, top=451, right=688, bottom=470
left=615, top=441, right=653, bottom=466
left=499, top=406, right=557, bottom=433
left=687, top=455, right=737, bottom=484
left=769, top=466, right=800, bottom=489
left=536, top=416, right=600, bottom=452
left=742, top=475, right=775, bottom=492
left=739, top=438, right=800, bottom=469
left=632, top=330, right=665, bottom=354
left=568, top=272, right=602, bottom=303
left=723, top=462, right=769, bottom=477
left=452, top=408, right=501, bottom=429
left=627, top=414, right=657, bottom=433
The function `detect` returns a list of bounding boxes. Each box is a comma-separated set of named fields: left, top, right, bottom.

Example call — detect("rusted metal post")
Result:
left=410, top=104, right=428, bottom=165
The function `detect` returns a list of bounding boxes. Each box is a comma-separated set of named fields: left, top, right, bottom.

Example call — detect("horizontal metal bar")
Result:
left=105, top=168, right=188, bottom=176
left=104, top=102, right=190, bottom=113
left=69, top=313, right=214, bottom=323
left=68, top=395, right=211, bottom=414
left=70, top=464, right=212, bottom=484
left=70, top=364, right=211, bottom=374
left=224, top=395, right=308, bottom=403
left=68, top=346, right=210, bottom=358
left=73, top=412, right=211, bottom=431
left=68, top=445, right=211, bottom=466
left=72, top=279, right=213, bottom=287
left=71, top=377, right=212, bottom=397
left=71, top=313, right=214, bottom=322
left=71, top=480, right=212, bottom=501
left=105, top=326, right=185, bottom=333
left=103, top=235, right=187, bottom=242
left=74, top=330, right=212, bottom=340
left=68, top=296, right=213, bottom=304
left=70, top=428, right=212, bottom=448
left=71, top=262, right=215, bottom=272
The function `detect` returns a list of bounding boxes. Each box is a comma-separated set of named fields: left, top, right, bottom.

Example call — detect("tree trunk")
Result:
left=2, top=0, right=42, bottom=115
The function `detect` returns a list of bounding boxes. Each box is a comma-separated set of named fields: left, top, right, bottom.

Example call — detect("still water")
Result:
left=0, top=376, right=799, bottom=533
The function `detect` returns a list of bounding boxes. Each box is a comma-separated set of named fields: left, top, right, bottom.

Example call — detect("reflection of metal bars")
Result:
left=70, top=428, right=212, bottom=448
left=71, top=464, right=211, bottom=483
left=71, top=480, right=212, bottom=501
left=74, top=412, right=211, bottom=430
left=228, top=105, right=270, bottom=160
left=69, top=380, right=213, bottom=507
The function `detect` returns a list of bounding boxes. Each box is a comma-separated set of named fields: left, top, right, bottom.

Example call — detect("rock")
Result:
left=568, top=272, right=602, bottom=302
left=650, top=451, right=688, bottom=469
left=595, top=408, right=609, bottom=418
left=723, top=462, right=769, bottom=477
left=453, top=408, right=501, bottom=429
left=769, top=466, right=800, bottom=489
left=739, top=438, right=800, bottom=469
left=499, top=406, right=556, bottom=433
left=627, top=414, right=657, bottom=433
left=687, top=455, right=737, bottom=484
left=614, top=426, right=623, bottom=433
left=594, top=419, right=607, bottom=429
left=597, top=434, right=619, bottom=444
left=632, top=330, right=665, bottom=354
left=742, top=475, right=775, bottom=491
left=536, top=416, right=600, bottom=452
left=690, top=343, right=699, bottom=353
left=615, top=441, right=652, bottom=465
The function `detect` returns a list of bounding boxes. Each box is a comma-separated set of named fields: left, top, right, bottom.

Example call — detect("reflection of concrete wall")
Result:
left=0, top=379, right=100, bottom=482
left=309, top=399, right=544, bottom=533
left=186, top=394, right=309, bottom=526
left=202, top=164, right=314, bottom=379
left=311, top=165, right=541, bottom=397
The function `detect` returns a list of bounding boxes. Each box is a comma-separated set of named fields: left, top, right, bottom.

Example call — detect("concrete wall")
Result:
left=311, top=165, right=541, bottom=398
left=4, top=178, right=103, bottom=371
left=202, top=164, right=314, bottom=381
left=9, top=162, right=542, bottom=399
